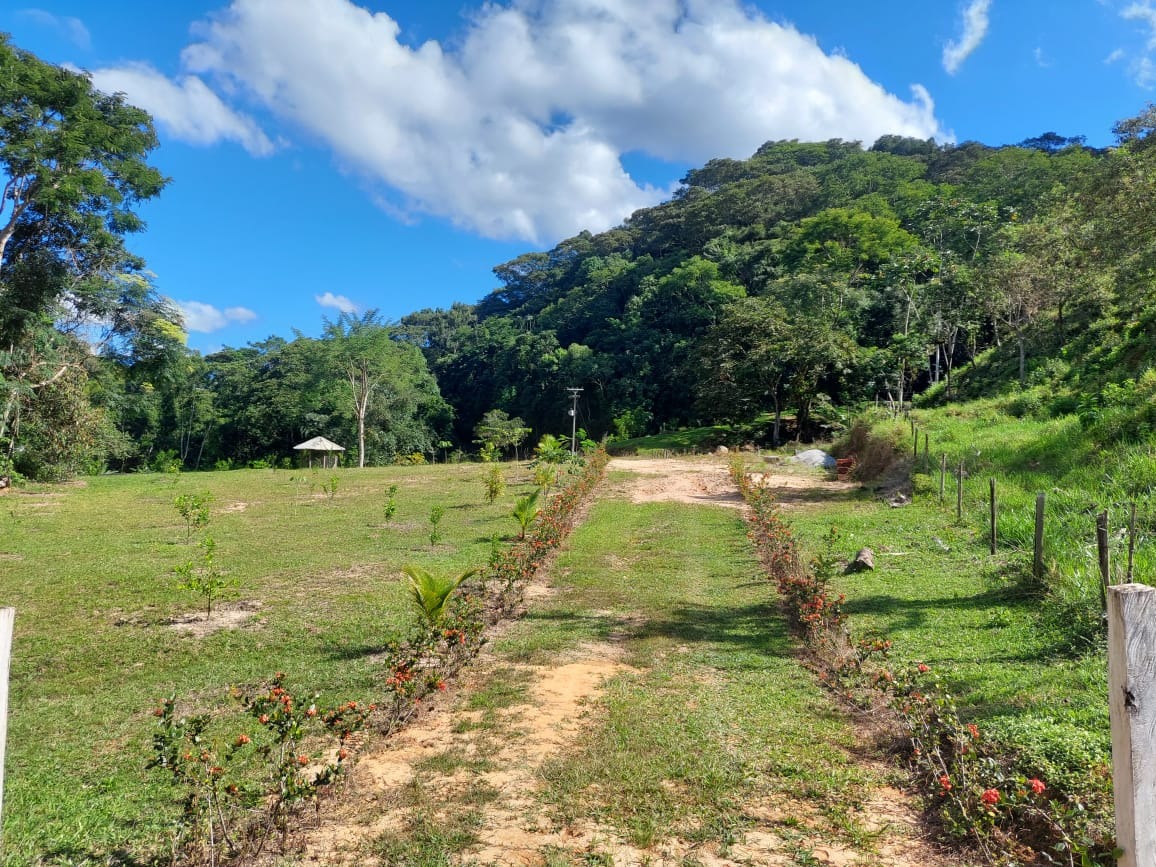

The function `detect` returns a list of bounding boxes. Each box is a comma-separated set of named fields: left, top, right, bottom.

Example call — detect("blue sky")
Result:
left=2, top=0, right=1154, bottom=353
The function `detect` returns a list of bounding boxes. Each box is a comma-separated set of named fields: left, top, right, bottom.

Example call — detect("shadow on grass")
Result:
left=844, top=585, right=1019, bottom=625
left=323, top=638, right=396, bottom=662
left=773, top=485, right=863, bottom=509
left=524, top=597, right=794, bottom=662
left=40, top=845, right=151, bottom=866
left=843, top=583, right=1097, bottom=667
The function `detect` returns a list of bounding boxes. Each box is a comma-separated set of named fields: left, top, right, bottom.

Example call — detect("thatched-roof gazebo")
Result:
left=293, top=436, right=346, bottom=469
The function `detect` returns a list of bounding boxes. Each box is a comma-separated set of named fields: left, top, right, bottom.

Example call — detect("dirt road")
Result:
left=296, top=457, right=963, bottom=866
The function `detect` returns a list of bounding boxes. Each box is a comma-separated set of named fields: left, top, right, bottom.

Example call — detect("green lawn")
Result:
left=0, top=463, right=536, bottom=864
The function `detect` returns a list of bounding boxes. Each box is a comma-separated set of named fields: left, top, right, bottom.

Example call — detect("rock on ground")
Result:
left=791, top=449, right=836, bottom=470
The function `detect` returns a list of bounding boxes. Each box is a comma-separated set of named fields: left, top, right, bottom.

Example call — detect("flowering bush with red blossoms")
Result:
left=729, top=457, right=1117, bottom=866
left=148, top=673, right=372, bottom=862
left=883, top=664, right=1117, bottom=864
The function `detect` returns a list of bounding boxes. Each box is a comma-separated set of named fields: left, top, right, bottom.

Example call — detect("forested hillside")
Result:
left=7, top=30, right=1156, bottom=479
left=401, top=131, right=1108, bottom=446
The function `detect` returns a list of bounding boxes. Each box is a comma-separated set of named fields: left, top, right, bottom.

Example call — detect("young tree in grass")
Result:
left=402, top=565, right=478, bottom=625
left=473, top=409, right=530, bottom=460
left=512, top=489, right=541, bottom=540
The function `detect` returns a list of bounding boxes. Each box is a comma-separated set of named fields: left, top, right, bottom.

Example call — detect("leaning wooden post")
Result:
left=1098, top=511, right=1111, bottom=610
left=989, top=478, right=998, bottom=555
left=922, top=432, right=929, bottom=471
left=0, top=607, right=12, bottom=830
left=939, top=454, right=947, bottom=504
left=1108, top=583, right=1156, bottom=867
left=1033, top=493, right=1046, bottom=582
left=912, top=427, right=918, bottom=460
left=956, top=460, right=964, bottom=523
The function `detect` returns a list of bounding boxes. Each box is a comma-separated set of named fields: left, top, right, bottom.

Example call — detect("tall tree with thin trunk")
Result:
left=0, top=35, right=169, bottom=476
left=321, top=311, right=450, bottom=468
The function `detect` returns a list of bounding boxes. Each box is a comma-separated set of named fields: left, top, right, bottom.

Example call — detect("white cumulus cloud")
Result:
left=1124, top=2, right=1156, bottom=48
left=1122, top=2, right=1156, bottom=85
left=90, top=63, right=274, bottom=156
left=316, top=292, right=359, bottom=314
left=176, top=301, right=258, bottom=333
left=173, top=0, right=946, bottom=243
left=943, top=0, right=993, bottom=75
left=17, top=8, right=91, bottom=49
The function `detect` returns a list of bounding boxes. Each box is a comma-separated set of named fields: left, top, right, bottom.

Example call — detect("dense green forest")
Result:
left=6, top=30, right=1156, bottom=479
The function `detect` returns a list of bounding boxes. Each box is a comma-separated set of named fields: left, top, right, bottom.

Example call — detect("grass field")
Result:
left=0, top=463, right=538, bottom=864
left=0, top=417, right=1125, bottom=863
left=906, top=399, right=1156, bottom=610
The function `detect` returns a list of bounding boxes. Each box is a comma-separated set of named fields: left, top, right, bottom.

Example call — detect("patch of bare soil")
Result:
left=608, top=456, right=744, bottom=508
left=296, top=636, right=631, bottom=865
left=166, top=600, right=265, bottom=636
left=609, top=455, right=859, bottom=511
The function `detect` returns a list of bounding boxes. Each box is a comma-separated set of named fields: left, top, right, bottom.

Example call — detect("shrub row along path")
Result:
left=299, top=457, right=965, bottom=866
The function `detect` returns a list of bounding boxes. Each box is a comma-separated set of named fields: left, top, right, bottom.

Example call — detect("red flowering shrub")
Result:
left=729, top=456, right=1116, bottom=865
left=148, top=673, right=371, bottom=863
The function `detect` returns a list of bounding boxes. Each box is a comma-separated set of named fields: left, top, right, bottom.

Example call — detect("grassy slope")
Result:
left=786, top=404, right=1116, bottom=804
left=0, top=463, right=535, bottom=864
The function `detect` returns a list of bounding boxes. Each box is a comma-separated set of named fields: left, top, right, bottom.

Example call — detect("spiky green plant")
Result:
left=402, top=565, right=478, bottom=625
left=512, top=489, right=541, bottom=540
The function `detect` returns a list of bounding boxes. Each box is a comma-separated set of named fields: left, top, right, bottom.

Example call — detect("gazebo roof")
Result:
left=293, top=436, right=346, bottom=452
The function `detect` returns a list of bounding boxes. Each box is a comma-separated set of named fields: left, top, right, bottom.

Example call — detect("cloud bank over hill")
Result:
left=95, top=0, right=948, bottom=244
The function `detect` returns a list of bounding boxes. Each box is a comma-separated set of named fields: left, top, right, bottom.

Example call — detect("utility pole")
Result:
left=566, top=387, right=583, bottom=455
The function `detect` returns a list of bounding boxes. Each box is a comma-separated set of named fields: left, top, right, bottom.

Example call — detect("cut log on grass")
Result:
left=846, top=547, right=875, bottom=573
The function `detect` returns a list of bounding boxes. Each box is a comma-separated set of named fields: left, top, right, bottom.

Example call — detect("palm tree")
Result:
left=512, top=489, right=541, bottom=540
left=401, top=565, right=478, bottom=625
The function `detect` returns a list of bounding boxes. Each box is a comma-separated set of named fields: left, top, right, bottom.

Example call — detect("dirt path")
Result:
left=295, top=457, right=964, bottom=866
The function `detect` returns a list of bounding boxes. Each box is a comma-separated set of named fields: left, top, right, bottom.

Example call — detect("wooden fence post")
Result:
left=1033, top=493, right=1046, bottom=582
left=1098, top=511, right=1111, bottom=609
left=956, top=460, right=964, bottom=523
left=912, top=427, right=918, bottom=460
left=1127, top=501, right=1137, bottom=584
left=922, top=432, right=929, bottom=470
left=989, top=478, right=997, bottom=555
left=939, top=454, right=947, bottom=504
left=0, top=607, right=12, bottom=831
left=1108, top=584, right=1156, bottom=867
